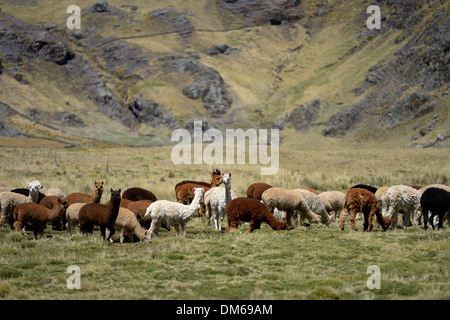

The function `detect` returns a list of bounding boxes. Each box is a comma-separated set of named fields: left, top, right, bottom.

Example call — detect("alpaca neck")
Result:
left=264, top=208, right=284, bottom=230
left=28, top=189, right=39, bottom=203
left=107, top=197, right=121, bottom=223
left=47, top=205, right=64, bottom=222
left=188, top=193, right=202, bottom=216
left=224, top=182, right=232, bottom=204
left=92, top=189, right=103, bottom=203
left=374, top=206, right=390, bottom=229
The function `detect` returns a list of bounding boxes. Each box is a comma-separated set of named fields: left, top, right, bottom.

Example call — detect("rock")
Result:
left=129, top=95, right=180, bottom=130
left=0, top=102, right=28, bottom=138
left=92, top=1, right=110, bottom=13
left=58, top=112, right=85, bottom=127
left=207, top=44, right=240, bottom=56
left=285, top=99, right=323, bottom=132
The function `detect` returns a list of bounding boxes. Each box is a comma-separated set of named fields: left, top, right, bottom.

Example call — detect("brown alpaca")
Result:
left=78, top=188, right=121, bottom=241
left=40, top=196, right=67, bottom=230
left=225, top=197, right=290, bottom=233
left=121, top=187, right=157, bottom=202
left=65, top=181, right=104, bottom=206
left=246, top=182, right=273, bottom=200
left=174, top=169, right=222, bottom=193
left=340, top=188, right=392, bottom=231
left=13, top=198, right=68, bottom=239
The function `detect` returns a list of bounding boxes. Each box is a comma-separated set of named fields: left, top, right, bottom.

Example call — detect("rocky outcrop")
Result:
left=128, top=95, right=180, bottom=130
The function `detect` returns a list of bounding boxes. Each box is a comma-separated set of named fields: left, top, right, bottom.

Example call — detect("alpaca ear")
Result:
left=58, top=198, right=61, bottom=203
left=111, top=188, right=113, bottom=192
left=229, top=172, right=231, bottom=177
left=118, top=188, right=121, bottom=194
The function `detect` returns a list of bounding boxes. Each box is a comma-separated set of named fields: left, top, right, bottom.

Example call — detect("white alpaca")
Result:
left=66, top=203, right=87, bottom=235
left=295, top=189, right=332, bottom=226
left=145, top=187, right=204, bottom=239
left=385, top=185, right=421, bottom=229
left=204, top=173, right=236, bottom=230
left=318, top=190, right=346, bottom=223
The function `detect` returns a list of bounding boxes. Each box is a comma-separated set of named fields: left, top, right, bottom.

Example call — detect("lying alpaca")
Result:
left=78, top=188, right=121, bottom=242
left=13, top=198, right=68, bottom=239
left=65, top=181, right=103, bottom=206
left=261, top=187, right=321, bottom=227
left=246, top=182, right=273, bottom=200
left=225, top=198, right=290, bottom=233
left=146, top=187, right=204, bottom=239
left=204, top=172, right=236, bottom=230
left=421, top=187, right=450, bottom=230
left=340, top=188, right=391, bottom=231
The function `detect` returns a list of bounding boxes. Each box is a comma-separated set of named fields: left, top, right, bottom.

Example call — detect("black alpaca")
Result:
left=421, top=188, right=450, bottom=230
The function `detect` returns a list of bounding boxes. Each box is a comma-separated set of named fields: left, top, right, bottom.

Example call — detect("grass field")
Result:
left=0, top=144, right=449, bottom=300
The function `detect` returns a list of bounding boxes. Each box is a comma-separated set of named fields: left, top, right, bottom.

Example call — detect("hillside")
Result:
left=0, top=0, right=448, bottom=148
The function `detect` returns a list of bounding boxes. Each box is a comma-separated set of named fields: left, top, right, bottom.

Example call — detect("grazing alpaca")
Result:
left=65, top=181, right=103, bottom=206
left=121, top=187, right=157, bottom=202
left=65, top=203, right=86, bottom=235
left=225, top=198, right=290, bottom=233
left=146, top=187, right=204, bottom=239
left=246, top=182, right=273, bottom=200
left=204, top=172, right=237, bottom=230
left=13, top=198, right=68, bottom=239
left=350, top=184, right=377, bottom=194
left=318, top=191, right=345, bottom=222
left=112, top=207, right=147, bottom=243
left=261, top=187, right=321, bottom=227
left=78, top=189, right=121, bottom=242
left=340, top=188, right=391, bottom=231
left=385, top=185, right=421, bottom=229
left=421, top=188, right=450, bottom=230
left=295, top=189, right=332, bottom=226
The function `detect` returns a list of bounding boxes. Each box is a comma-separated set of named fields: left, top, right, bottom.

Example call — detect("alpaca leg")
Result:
left=247, top=220, right=256, bottom=233
left=339, top=207, right=348, bottom=230
left=349, top=210, right=357, bottom=231
left=181, top=223, right=187, bottom=237
left=403, top=211, right=411, bottom=229
left=147, top=220, right=158, bottom=239
left=429, top=212, right=435, bottom=230
left=363, top=211, right=369, bottom=231
left=100, top=226, right=106, bottom=240
left=174, top=224, right=181, bottom=236
left=107, top=226, right=115, bottom=242
left=386, top=206, right=397, bottom=229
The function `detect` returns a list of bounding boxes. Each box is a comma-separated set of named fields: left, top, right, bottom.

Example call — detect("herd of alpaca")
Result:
left=0, top=173, right=449, bottom=241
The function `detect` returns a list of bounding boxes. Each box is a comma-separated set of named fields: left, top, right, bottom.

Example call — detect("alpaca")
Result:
left=78, top=188, right=121, bottom=242
left=11, top=180, right=45, bottom=203
left=39, top=196, right=67, bottom=230
left=340, top=188, right=391, bottom=231
left=121, top=187, right=157, bottom=202
left=261, top=187, right=321, bottom=227
left=65, top=181, right=103, bottom=206
left=176, top=174, right=222, bottom=217
left=374, top=186, right=390, bottom=217
left=122, top=199, right=171, bottom=231
left=385, top=185, right=421, bottom=229
left=204, top=172, right=237, bottom=230
left=45, top=188, right=66, bottom=199
left=65, top=203, right=87, bottom=235
left=421, top=188, right=450, bottom=230
left=295, top=189, right=332, bottom=226
left=303, top=187, right=320, bottom=195
left=225, top=198, right=290, bottom=233
left=318, top=191, right=345, bottom=222
left=246, top=182, right=273, bottom=200
left=350, top=184, right=377, bottom=194
left=174, top=169, right=222, bottom=193
left=112, top=207, right=147, bottom=242
left=0, top=191, right=35, bottom=228
left=13, top=198, right=68, bottom=239
left=146, top=187, right=204, bottom=239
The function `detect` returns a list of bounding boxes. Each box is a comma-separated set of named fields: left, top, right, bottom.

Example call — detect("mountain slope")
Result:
left=0, top=0, right=448, bottom=148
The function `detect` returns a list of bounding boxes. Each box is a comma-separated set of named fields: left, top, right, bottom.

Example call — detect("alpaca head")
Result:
left=57, top=198, right=69, bottom=211
left=192, top=187, right=204, bottom=201
left=281, top=222, right=290, bottom=231
left=110, top=188, right=121, bottom=203
left=95, top=181, right=104, bottom=194
left=222, top=172, right=232, bottom=186
left=212, top=169, right=221, bottom=176
left=27, top=180, right=43, bottom=193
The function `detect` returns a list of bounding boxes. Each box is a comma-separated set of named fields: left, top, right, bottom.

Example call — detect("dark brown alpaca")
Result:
left=78, top=188, right=121, bottom=241
left=13, top=198, right=68, bottom=239
left=246, top=182, right=273, bottom=200
left=65, top=181, right=103, bottom=206
left=225, top=197, right=290, bottom=233
left=340, top=188, right=392, bottom=231
left=121, top=187, right=157, bottom=202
